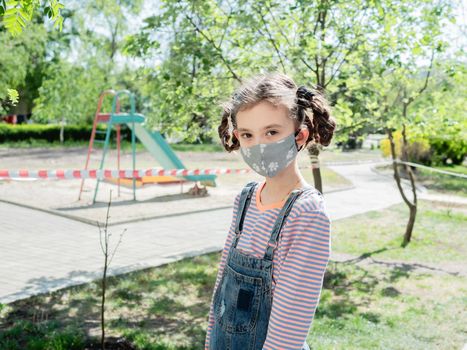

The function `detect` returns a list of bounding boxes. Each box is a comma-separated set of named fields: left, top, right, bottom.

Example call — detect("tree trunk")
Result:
left=59, top=116, right=65, bottom=143
left=386, top=126, right=418, bottom=247
left=400, top=123, right=418, bottom=246
left=403, top=202, right=417, bottom=246
left=101, top=251, right=107, bottom=350
left=308, top=143, right=323, bottom=193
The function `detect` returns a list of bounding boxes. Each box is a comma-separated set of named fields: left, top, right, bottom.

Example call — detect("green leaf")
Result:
left=412, top=45, right=422, bottom=56
left=7, top=88, right=19, bottom=105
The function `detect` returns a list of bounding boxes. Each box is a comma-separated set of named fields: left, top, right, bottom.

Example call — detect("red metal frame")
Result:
left=78, top=90, right=123, bottom=201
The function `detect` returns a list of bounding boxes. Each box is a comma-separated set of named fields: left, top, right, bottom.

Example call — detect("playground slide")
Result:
left=126, top=123, right=217, bottom=186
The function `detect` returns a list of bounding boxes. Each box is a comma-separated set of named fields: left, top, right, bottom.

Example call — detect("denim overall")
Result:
left=209, top=181, right=311, bottom=350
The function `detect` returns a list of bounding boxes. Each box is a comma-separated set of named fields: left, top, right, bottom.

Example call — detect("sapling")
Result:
left=97, top=189, right=126, bottom=350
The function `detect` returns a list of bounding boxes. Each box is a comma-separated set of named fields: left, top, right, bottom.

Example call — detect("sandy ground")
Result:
left=0, top=146, right=353, bottom=225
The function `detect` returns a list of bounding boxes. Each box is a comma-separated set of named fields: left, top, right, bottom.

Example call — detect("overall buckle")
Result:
left=267, top=241, right=278, bottom=250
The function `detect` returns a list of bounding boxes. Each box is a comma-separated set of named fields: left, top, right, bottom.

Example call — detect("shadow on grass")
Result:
left=0, top=248, right=436, bottom=349
left=337, top=247, right=464, bottom=277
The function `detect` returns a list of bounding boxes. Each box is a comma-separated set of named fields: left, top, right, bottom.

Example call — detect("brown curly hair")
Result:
left=218, top=72, right=336, bottom=152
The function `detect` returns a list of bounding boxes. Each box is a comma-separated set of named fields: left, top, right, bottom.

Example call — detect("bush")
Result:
left=379, top=130, right=466, bottom=166
left=405, top=138, right=432, bottom=165
left=380, top=130, right=408, bottom=159
left=0, top=123, right=133, bottom=143
left=428, top=135, right=467, bottom=166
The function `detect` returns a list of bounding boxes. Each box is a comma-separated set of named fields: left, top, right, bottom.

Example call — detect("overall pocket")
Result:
left=214, top=263, right=263, bottom=333
left=213, top=272, right=227, bottom=313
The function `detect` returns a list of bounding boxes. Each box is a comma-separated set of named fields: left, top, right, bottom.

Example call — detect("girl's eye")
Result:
left=241, top=130, right=277, bottom=139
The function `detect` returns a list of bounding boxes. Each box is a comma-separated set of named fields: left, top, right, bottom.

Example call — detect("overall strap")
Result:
left=232, top=181, right=257, bottom=248
left=263, top=188, right=305, bottom=261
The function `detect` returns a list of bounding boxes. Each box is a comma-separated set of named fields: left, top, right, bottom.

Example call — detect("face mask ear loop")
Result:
left=295, top=128, right=304, bottom=152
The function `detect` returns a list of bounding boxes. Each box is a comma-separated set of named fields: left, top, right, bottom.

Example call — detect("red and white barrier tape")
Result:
left=0, top=163, right=327, bottom=180
left=1, top=159, right=463, bottom=180
left=0, top=168, right=252, bottom=180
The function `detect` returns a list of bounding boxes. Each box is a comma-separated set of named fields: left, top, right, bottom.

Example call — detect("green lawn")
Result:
left=1, top=200, right=465, bottom=350
left=415, top=164, right=467, bottom=197
left=332, top=200, right=467, bottom=264
left=375, top=163, right=467, bottom=198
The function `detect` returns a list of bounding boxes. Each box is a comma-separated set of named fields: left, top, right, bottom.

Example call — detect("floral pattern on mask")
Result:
left=268, top=162, right=279, bottom=172
left=239, top=130, right=299, bottom=177
left=252, top=163, right=262, bottom=173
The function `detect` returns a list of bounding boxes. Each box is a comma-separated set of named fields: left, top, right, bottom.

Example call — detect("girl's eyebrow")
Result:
left=237, top=124, right=283, bottom=132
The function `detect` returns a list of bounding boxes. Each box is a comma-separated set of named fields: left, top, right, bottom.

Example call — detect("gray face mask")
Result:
left=240, top=129, right=303, bottom=177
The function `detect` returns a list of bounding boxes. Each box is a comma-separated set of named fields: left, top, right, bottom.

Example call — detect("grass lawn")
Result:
left=375, top=163, right=467, bottom=198
left=1, top=201, right=465, bottom=349
left=414, top=164, right=467, bottom=197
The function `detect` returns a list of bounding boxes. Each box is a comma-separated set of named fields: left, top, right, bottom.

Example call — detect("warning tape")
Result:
left=0, top=168, right=251, bottom=180
left=0, top=159, right=464, bottom=179
left=0, top=165, right=325, bottom=180
left=0, top=163, right=328, bottom=180
left=394, top=159, right=467, bottom=179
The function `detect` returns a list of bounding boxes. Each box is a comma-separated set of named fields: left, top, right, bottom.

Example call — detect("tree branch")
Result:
left=406, top=48, right=435, bottom=107
left=252, top=4, right=287, bottom=72
left=184, top=13, right=241, bottom=82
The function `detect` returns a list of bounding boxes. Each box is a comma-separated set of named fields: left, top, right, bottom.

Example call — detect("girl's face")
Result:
left=233, top=100, right=304, bottom=147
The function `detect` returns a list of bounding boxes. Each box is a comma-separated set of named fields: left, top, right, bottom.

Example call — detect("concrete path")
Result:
left=0, top=160, right=462, bottom=304
left=0, top=202, right=231, bottom=304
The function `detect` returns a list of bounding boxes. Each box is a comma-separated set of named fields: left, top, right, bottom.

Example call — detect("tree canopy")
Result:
left=0, top=0, right=465, bottom=146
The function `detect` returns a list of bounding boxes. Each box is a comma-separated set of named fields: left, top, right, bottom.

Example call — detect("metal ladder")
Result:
left=78, top=89, right=145, bottom=204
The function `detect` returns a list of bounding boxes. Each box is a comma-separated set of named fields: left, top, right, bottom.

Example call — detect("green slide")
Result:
left=126, top=122, right=217, bottom=187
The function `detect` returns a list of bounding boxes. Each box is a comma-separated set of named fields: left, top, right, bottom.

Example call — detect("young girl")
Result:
left=205, top=72, right=336, bottom=350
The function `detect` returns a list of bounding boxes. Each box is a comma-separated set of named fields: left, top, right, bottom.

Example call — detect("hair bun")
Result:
left=296, top=86, right=315, bottom=108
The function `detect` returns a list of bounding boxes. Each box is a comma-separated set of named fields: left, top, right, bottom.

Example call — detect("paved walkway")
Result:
left=0, top=161, right=463, bottom=303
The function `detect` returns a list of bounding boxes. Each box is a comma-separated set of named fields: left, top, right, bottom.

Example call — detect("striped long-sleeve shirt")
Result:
left=205, top=181, right=332, bottom=349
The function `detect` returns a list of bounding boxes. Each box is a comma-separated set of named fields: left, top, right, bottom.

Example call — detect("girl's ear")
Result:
left=296, top=127, right=310, bottom=150
left=302, top=127, right=310, bottom=141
